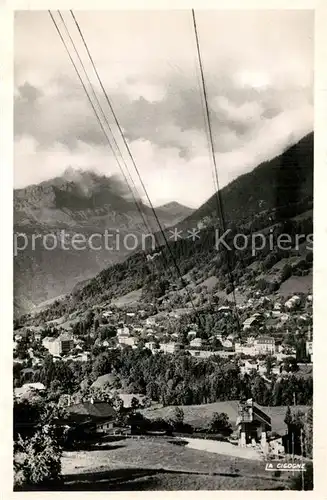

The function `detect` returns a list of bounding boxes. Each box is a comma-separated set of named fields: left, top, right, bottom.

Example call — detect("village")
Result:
left=14, top=289, right=313, bottom=386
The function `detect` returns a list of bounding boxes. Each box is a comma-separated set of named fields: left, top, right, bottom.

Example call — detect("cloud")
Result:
left=14, top=10, right=313, bottom=207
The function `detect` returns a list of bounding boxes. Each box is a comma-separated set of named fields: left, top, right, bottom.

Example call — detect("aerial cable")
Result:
left=50, top=11, right=175, bottom=330
left=70, top=10, right=205, bottom=330
left=52, top=12, right=179, bottom=331
left=191, top=9, right=242, bottom=333
left=53, top=10, right=152, bottom=238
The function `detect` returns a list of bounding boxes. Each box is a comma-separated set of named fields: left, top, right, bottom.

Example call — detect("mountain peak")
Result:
left=157, top=201, right=192, bottom=211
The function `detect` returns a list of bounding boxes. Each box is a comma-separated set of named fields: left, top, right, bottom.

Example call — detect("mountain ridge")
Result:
left=14, top=169, right=195, bottom=314
left=24, top=132, right=313, bottom=322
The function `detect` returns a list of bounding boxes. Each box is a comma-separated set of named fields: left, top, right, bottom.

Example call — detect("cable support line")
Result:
left=192, top=9, right=241, bottom=332
left=59, top=10, right=175, bottom=264
left=53, top=11, right=152, bottom=239
left=70, top=10, right=170, bottom=239
left=70, top=10, right=205, bottom=331
left=50, top=11, right=175, bottom=329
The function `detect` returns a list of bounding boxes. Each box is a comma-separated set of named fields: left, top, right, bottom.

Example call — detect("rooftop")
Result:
left=66, top=402, right=116, bottom=420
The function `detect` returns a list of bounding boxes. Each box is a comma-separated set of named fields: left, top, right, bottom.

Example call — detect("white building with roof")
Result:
left=160, top=342, right=182, bottom=354
left=118, top=335, right=137, bottom=347
left=190, top=337, right=203, bottom=348
left=254, top=336, right=276, bottom=355
left=117, top=326, right=130, bottom=336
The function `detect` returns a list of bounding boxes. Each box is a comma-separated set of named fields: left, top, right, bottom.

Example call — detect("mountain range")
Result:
left=14, top=168, right=193, bottom=314
left=20, top=132, right=313, bottom=321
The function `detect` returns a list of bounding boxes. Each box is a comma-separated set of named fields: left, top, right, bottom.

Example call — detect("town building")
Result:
left=240, top=361, right=258, bottom=375
left=256, top=336, right=276, bottom=354
left=190, top=337, right=203, bottom=348
left=254, top=336, right=276, bottom=355
left=159, top=342, right=182, bottom=354
left=234, top=342, right=257, bottom=356
left=306, top=341, right=313, bottom=361
left=145, top=341, right=159, bottom=352
left=117, top=326, right=130, bottom=336
left=285, top=295, right=301, bottom=310
left=188, top=349, right=212, bottom=359
left=242, top=313, right=262, bottom=331
left=102, top=310, right=113, bottom=318
left=42, top=333, right=74, bottom=356
left=117, top=335, right=137, bottom=347
left=14, top=382, right=46, bottom=400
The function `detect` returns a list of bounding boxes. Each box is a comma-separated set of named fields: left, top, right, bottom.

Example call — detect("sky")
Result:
left=14, top=10, right=313, bottom=208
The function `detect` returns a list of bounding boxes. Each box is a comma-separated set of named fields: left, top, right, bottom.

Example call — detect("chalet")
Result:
left=243, top=313, right=262, bottom=331
left=65, top=401, right=116, bottom=435
left=73, top=352, right=90, bottom=362
left=275, top=352, right=296, bottom=362
left=236, top=399, right=272, bottom=448
left=214, top=350, right=235, bottom=358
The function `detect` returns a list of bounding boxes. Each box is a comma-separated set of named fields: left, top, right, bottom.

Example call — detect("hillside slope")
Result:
left=182, top=132, right=313, bottom=229
left=28, top=132, right=313, bottom=321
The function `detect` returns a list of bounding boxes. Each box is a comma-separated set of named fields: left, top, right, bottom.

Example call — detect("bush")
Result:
left=208, top=412, right=232, bottom=436
left=14, top=427, right=62, bottom=490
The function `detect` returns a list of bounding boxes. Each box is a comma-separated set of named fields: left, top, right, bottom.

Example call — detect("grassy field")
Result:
left=278, top=272, right=312, bottom=297
left=111, top=288, right=143, bottom=307
left=61, top=438, right=290, bottom=491
left=142, top=402, right=310, bottom=435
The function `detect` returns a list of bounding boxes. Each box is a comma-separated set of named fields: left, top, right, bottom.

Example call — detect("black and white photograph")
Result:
left=12, top=7, right=314, bottom=492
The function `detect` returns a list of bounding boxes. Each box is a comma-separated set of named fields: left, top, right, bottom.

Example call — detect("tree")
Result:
left=265, top=355, right=274, bottom=376
left=283, top=357, right=299, bottom=373
left=130, top=397, right=140, bottom=411
left=14, top=428, right=62, bottom=490
left=304, top=407, right=313, bottom=458
left=169, top=406, right=184, bottom=431
left=284, top=406, right=293, bottom=427
left=208, top=412, right=232, bottom=435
